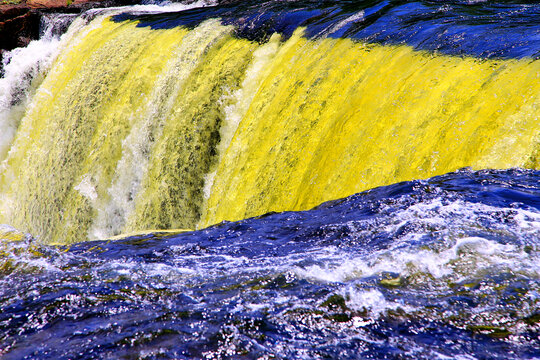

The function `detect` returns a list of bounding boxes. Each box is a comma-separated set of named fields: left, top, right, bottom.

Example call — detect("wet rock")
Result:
left=0, top=5, right=40, bottom=50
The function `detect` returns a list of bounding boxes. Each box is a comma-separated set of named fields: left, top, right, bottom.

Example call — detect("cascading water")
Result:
left=0, top=1, right=538, bottom=359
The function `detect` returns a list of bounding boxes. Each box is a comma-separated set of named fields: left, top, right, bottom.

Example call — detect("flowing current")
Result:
left=0, top=0, right=538, bottom=358
left=1, top=169, right=539, bottom=359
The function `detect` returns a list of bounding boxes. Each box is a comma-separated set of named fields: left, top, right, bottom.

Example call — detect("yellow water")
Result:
left=201, top=30, right=540, bottom=226
left=0, top=17, right=252, bottom=243
left=125, top=31, right=255, bottom=232
left=0, top=19, right=538, bottom=244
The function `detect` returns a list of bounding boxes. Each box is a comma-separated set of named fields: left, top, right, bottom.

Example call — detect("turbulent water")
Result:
left=0, top=0, right=539, bottom=358
left=1, top=169, right=539, bottom=359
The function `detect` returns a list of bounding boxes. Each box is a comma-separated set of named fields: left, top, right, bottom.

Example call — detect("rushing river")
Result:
left=0, top=0, right=538, bottom=358
left=1, top=169, right=539, bottom=358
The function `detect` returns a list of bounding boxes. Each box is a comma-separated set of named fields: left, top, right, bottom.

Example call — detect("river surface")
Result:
left=1, top=169, right=539, bottom=359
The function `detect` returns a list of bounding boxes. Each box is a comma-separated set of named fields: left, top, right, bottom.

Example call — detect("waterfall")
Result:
left=0, top=3, right=538, bottom=244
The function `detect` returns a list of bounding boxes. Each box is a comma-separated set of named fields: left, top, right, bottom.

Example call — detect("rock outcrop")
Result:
left=0, top=4, right=40, bottom=51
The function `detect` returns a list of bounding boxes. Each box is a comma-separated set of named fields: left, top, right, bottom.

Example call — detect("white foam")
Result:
left=115, top=0, right=217, bottom=14
left=294, top=198, right=540, bottom=285
left=80, top=0, right=216, bottom=19
left=325, top=11, right=365, bottom=36
left=74, top=174, right=98, bottom=202
left=296, top=235, right=538, bottom=286
left=342, top=287, right=406, bottom=316
left=0, top=32, right=61, bottom=160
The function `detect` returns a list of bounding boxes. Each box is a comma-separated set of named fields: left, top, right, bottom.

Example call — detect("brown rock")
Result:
left=26, top=0, right=105, bottom=9
left=0, top=6, right=40, bottom=50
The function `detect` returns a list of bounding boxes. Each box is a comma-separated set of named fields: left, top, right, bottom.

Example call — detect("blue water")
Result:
left=1, top=169, right=539, bottom=359
left=114, top=0, right=540, bottom=59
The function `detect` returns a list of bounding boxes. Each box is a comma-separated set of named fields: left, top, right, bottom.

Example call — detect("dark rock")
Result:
left=0, top=6, right=40, bottom=50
